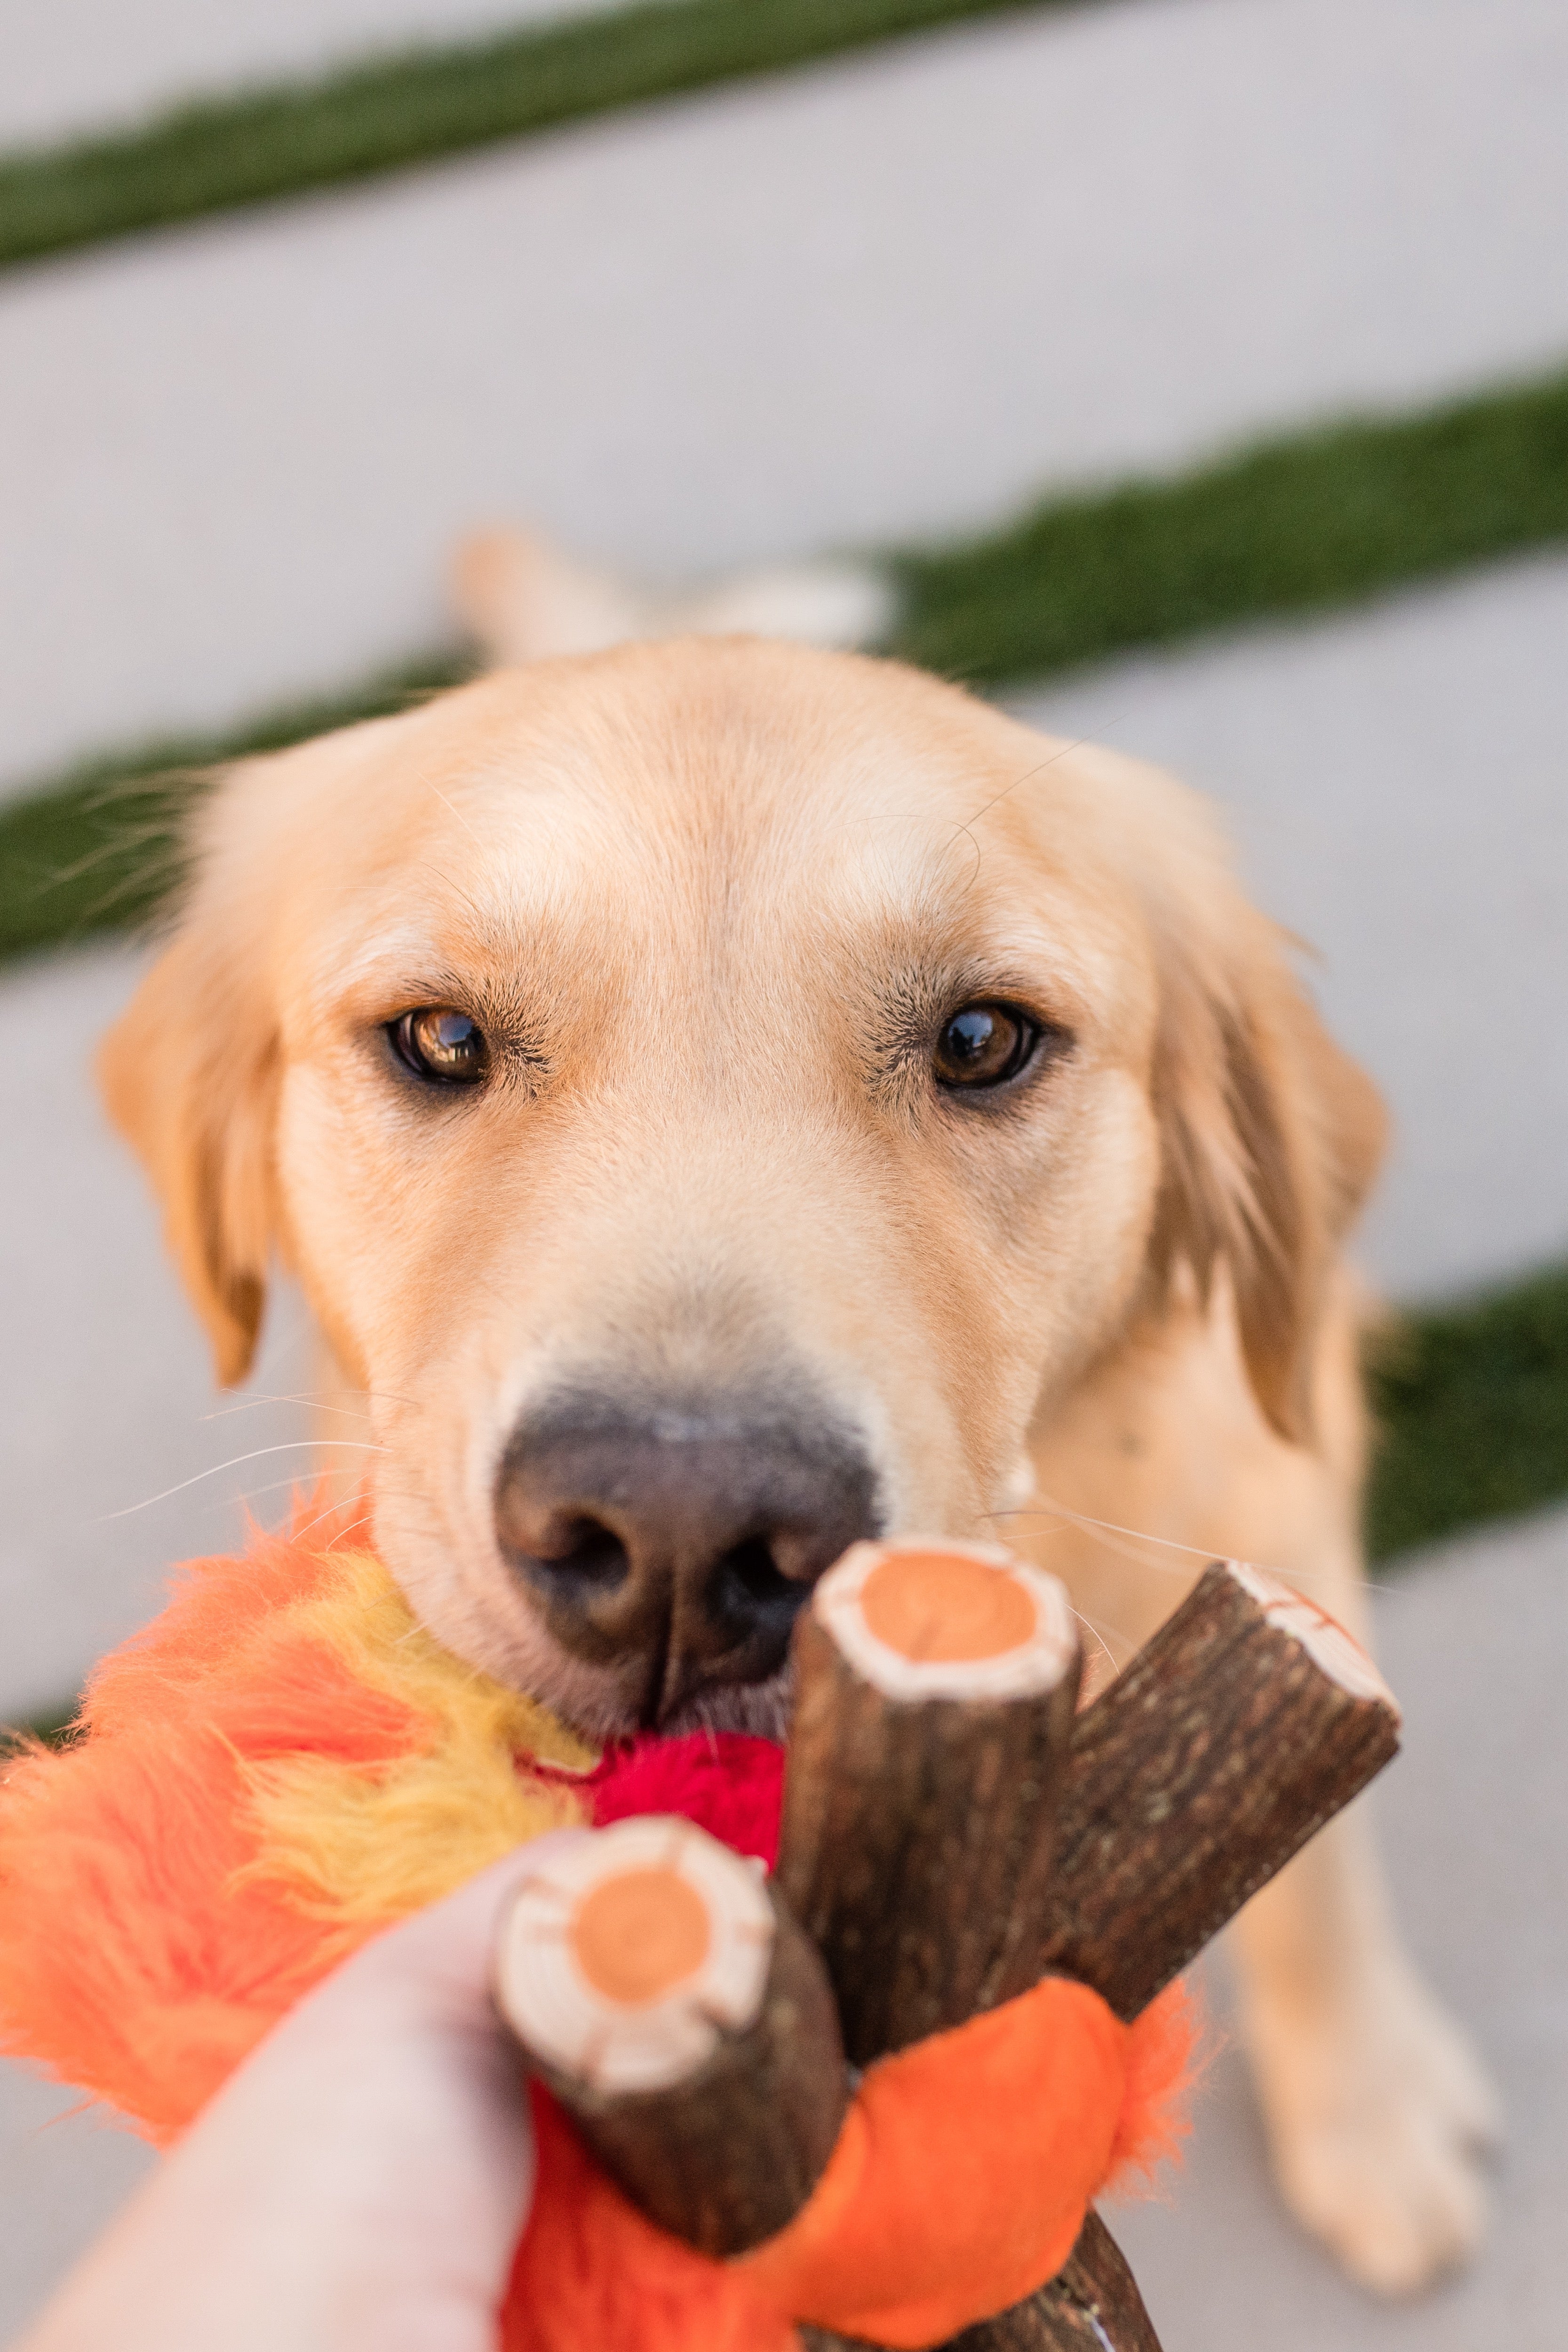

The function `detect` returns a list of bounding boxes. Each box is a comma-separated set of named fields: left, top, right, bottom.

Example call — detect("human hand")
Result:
left=21, top=1835, right=586, bottom=2352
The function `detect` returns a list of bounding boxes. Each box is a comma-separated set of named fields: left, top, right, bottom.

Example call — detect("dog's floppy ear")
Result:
left=1142, top=815, right=1386, bottom=1446
left=99, top=712, right=422, bottom=1386
left=98, top=812, right=281, bottom=1389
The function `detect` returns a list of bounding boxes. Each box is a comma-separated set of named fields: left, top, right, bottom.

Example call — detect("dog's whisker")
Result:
left=1067, top=1606, right=1126, bottom=1685
left=183, top=1474, right=390, bottom=1530
left=286, top=1495, right=371, bottom=1546
left=287, top=1486, right=399, bottom=1543
left=981, top=1498, right=1197, bottom=1588
left=279, top=1486, right=447, bottom=1551
left=323, top=1511, right=381, bottom=1552
left=983, top=1496, right=1222, bottom=1566
left=114, top=1486, right=372, bottom=1546
left=196, top=1384, right=430, bottom=1429
left=230, top=1475, right=359, bottom=1514
left=102, top=1442, right=390, bottom=1520
left=984, top=1509, right=1076, bottom=1540
left=200, top=1391, right=380, bottom=1425
left=987, top=1491, right=1414, bottom=1611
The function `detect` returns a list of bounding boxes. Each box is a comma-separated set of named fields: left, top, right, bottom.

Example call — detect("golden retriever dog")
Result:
left=100, top=543, right=1497, bottom=2296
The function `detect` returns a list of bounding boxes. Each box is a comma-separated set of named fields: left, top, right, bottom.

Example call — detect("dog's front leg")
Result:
left=1023, top=1281, right=1500, bottom=2294
left=1229, top=1795, right=1499, bottom=2293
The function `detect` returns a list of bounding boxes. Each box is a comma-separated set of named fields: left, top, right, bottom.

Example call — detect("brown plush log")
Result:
left=776, top=1539, right=1083, bottom=2062
left=951, top=2213, right=1164, bottom=2352
left=1042, top=1559, right=1401, bottom=2021
left=494, top=1814, right=847, bottom=2255
left=800, top=2214, right=1160, bottom=2352
left=789, top=1552, right=1399, bottom=2352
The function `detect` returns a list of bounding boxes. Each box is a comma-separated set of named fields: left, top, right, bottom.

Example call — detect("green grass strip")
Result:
left=890, top=365, right=1568, bottom=683
left=0, top=0, right=1061, bottom=273
left=0, top=653, right=469, bottom=962
left=1366, top=1264, right=1568, bottom=1564
left=2, top=1702, right=80, bottom=1752
left=7, top=362, right=1567, bottom=966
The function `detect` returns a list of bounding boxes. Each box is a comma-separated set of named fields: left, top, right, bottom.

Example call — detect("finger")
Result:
left=340, top=1828, right=595, bottom=2022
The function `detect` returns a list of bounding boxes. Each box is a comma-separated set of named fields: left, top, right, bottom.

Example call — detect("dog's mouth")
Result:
left=513, top=1567, right=816, bottom=1745
left=631, top=1656, right=801, bottom=1745
left=509, top=1629, right=804, bottom=1749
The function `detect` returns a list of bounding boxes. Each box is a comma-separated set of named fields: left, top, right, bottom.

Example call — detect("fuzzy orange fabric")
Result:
left=737, top=1978, right=1187, bottom=2344
left=0, top=1512, right=589, bottom=2138
left=509, top=1979, right=1195, bottom=2352
left=0, top=1513, right=1195, bottom=2349
left=0, top=1532, right=418, bottom=2135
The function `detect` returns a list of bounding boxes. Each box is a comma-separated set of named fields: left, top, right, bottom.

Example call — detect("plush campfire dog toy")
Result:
left=0, top=1512, right=1399, bottom=2351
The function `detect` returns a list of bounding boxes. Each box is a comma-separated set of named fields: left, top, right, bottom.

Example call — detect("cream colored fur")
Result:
left=100, top=547, right=1497, bottom=2295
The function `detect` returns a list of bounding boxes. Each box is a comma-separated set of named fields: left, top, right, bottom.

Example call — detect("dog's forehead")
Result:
left=267, top=654, right=1152, bottom=1040
left=307, top=645, right=1128, bottom=962
left=420, top=648, right=1022, bottom=844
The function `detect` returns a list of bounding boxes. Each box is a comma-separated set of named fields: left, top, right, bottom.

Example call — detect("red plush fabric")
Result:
left=507, top=2094, right=797, bottom=2352
left=583, top=1733, right=785, bottom=1867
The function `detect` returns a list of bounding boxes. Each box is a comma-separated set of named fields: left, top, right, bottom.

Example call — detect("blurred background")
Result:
left=2, top=0, right=1566, bottom=2340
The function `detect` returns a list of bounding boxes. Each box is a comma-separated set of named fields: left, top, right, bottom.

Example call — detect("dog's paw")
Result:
left=1245, top=1965, right=1501, bottom=2295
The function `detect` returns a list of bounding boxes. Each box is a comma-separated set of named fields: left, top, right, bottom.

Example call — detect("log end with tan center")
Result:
left=778, top=1538, right=1082, bottom=2063
left=494, top=1816, right=847, bottom=2255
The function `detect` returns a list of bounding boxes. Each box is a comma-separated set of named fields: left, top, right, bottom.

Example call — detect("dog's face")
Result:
left=103, top=642, right=1378, bottom=1735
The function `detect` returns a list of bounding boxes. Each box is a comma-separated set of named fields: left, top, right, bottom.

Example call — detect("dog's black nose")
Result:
left=494, top=1392, right=879, bottom=1726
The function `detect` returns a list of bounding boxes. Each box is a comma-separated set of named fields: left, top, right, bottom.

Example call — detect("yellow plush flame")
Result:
left=239, top=1549, right=597, bottom=1925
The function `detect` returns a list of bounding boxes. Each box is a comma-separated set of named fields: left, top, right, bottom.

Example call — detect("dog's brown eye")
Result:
left=391, top=1007, right=490, bottom=1085
left=933, top=1003, right=1037, bottom=1091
